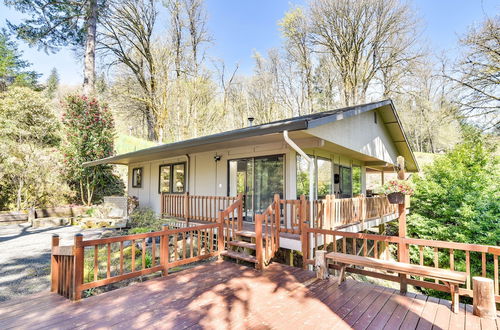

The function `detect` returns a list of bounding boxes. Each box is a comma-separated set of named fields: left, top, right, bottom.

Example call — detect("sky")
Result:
left=0, top=0, right=498, bottom=86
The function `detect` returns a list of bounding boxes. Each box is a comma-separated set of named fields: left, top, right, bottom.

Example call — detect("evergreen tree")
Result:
left=45, top=67, right=59, bottom=99
left=0, top=29, right=39, bottom=89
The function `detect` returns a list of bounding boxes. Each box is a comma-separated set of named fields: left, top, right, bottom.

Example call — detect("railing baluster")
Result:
left=433, top=247, right=439, bottom=283
left=142, top=239, right=146, bottom=270
left=107, top=243, right=111, bottom=278
left=419, top=246, right=424, bottom=281
left=120, top=241, right=124, bottom=274
left=449, top=248, right=454, bottom=271
left=482, top=252, right=486, bottom=277
left=363, top=239, right=367, bottom=256
left=466, top=251, right=471, bottom=289
left=131, top=240, right=135, bottom=272
left=494, top=255, right=499, bottom=295
left=152, top=236, right=156, bottom=267
left=94, top=245, right=98, bottom=281
left=182, top=232, right=186, bottom=260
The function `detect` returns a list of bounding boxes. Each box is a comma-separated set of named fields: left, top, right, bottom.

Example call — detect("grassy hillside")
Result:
left=115, top=134, right=158, bottom=155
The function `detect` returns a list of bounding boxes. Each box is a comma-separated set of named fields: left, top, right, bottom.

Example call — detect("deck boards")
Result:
left=0, top=261, right=498, bottom=330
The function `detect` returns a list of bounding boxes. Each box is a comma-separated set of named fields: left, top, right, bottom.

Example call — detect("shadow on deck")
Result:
left=1, top=261, right=498, bottom=329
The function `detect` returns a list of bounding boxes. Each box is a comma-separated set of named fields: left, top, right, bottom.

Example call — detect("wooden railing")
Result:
left=161, top=192, right=240, bottom=222
left=302, top=227, right=500, bottom=303
left=277, top=195, right=397, bottom=235
left=255, top=196, right=281, bottom=270
left=51, top=222, right=223, bottom=300
left=218, top=198, right=244, bottom=248
left=312, top=195, right=397, bottom=229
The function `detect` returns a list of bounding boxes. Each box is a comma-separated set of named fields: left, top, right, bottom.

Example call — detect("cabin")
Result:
left=6, top=100, right=497, bottom=329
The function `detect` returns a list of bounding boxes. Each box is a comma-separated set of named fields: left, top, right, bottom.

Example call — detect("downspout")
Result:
left=283, top=130, right=314, bottom=226
left=185, top=154, right=190, bottom=193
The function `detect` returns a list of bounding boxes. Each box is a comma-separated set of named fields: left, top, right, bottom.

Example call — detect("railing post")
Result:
left=184, top=192, right=190, bottom=223
left=237, top=193, right=243, bottom=231
left=315, top=250, right=328, bottom=280
left=161, top=224, right=169, bottom=276
left=72, top=233, right=84, bottom=301
left=255, top=214, right=263, bottom=270
left=274, top=194, right=280, bottom=247
left=217, top=212, right=225, bottom=256
left=300, top=194, right=309, bottom=269
left=50, top=234, right=59, bottom=293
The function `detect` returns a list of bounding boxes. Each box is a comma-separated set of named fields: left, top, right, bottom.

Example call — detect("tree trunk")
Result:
left=82, top=0, right=98, bottom=95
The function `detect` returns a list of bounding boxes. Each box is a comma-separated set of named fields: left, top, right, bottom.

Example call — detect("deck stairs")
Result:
left=220, top=230, right=259, bottom=265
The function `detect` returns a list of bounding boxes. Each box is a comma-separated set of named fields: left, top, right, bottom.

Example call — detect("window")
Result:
left=296, top=154, right=312, bottom=198
left=159, top=162, right=186, bottom=193
left=352, top=165, right=362, bottom=196
left=317, top=158, right=332, bottom=198
left=132, top=167, right=143, bottom=188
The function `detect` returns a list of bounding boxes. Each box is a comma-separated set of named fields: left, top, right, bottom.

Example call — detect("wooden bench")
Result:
left=324, top=252, right=467, bottom=313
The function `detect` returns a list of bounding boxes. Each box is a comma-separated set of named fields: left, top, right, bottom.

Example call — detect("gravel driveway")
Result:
left=0, top=223, right=107, bottom=302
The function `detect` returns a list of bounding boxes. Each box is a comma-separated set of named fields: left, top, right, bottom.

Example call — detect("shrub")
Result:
left=128, top=207, right=163, bottom=231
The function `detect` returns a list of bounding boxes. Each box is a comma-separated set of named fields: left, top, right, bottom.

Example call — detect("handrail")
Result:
left=217, top=197, right=244, bottom=248
left=255, top=194, right=281, bottom=269
left=303, top=226, right=500, bottom=303
left=51, top=222, right=223, bottom=301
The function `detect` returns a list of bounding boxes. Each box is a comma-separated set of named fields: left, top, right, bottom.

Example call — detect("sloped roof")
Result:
left=84, top=99, right=418, bottom=171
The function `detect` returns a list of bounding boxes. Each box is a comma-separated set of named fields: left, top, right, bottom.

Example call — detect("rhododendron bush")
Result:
left=62, top=95, right=124, bottom=205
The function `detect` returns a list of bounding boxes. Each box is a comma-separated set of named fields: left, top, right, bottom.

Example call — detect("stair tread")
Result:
left=221, top=250, right=257, bottom=263
left=235, top=230, right=256, bottom=238
left=228, top=240, right=256, bottom=250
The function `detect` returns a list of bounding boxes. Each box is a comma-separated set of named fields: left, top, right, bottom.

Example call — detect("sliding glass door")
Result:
left=228, top=155, right=284, bottom=222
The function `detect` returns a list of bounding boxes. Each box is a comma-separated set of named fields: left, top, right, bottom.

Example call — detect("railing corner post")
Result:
left=184, top=192, right=190, bottom=223
left=50, top=234, right=60, bottom=293
left=73, top=233, right=84, bottom=301
left=217, top=212, right=225, bottom=257
left=237, top=193, right=243, bottom=231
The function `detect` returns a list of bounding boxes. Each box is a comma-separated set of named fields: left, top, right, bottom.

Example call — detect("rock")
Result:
left=100, top=229, right=116, bottom=238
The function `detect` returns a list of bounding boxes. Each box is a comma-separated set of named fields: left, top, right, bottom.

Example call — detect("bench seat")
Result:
left=324, top=252, right=467, bottom=313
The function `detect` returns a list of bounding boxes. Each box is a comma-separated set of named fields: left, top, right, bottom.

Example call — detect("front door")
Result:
left=228, top=155, right=284, bottom=222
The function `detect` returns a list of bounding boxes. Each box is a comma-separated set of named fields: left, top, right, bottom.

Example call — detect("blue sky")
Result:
left=0, top=0, right=498, bottom=85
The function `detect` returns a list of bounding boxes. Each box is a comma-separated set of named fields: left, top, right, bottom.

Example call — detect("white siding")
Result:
left=307, top=110, right=398, bottom=165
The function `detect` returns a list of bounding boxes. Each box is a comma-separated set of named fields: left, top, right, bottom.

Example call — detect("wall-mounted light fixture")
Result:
left=214, top=155, right=222, bottom=162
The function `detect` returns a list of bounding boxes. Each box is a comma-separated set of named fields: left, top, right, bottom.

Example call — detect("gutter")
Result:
left=283, top=131, right=314, bottom=225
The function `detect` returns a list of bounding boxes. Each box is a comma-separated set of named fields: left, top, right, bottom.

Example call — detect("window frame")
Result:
left=132, top=167, right=143, bottom=188
left=158, top=162, right=186, bottom=194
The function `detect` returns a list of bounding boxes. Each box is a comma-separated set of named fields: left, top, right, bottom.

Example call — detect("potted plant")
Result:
left=381, top=179, right=414, bottom=204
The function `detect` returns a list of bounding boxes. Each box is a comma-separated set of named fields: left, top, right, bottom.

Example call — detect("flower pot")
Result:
left=387, top=192, right=405, bottom=204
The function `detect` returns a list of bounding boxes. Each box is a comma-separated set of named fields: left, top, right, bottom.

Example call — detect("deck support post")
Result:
left=315, top=250, right=328, bottom=280
left=472, top=277, right=497, bottom=319
left=72, top=234, right=84, bottom=301
left=50, top=234, right=60, bottom=292
left=396, top=156, right=408, bottom=293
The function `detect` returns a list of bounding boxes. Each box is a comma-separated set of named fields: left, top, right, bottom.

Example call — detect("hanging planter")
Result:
left=381, top=179, right=414, bottom=204
left=387, top=192, right=405, bottom=204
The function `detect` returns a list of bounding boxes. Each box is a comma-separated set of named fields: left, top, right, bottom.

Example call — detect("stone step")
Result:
left=220, top=250, right=258, bottom=264
left=228, top=240, right=256, bottom=250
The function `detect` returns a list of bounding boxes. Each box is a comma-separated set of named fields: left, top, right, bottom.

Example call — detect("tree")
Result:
left=45, top=67, right=59, bottom=98
left=308, top=0, right=421, bottom=106
left=449, top=16, right=500, bottom=130
left=0, top=29, right=39, bottom=90
left=408, top=129, right=499, bottom=295
left=4, top=0, right=103, bottom=94
left=0, top=87, right=67, bottom=210
left=62, top=95, right=124, bottom=205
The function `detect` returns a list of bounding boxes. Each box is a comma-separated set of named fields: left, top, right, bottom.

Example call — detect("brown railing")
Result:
left=312, top=195, right=398, bottom=229
left=161, top=192, right=240, bottom=222
left=51, top=222, right=223, bottom=300
left=303, top=227, right=500, bottom=303
left=218, top=198, right=244, bottom=248
left=255, top=197, right=280, bottom=270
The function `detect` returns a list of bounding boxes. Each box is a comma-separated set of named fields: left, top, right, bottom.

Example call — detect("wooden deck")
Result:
left=1, top=261, right=498, bottom=329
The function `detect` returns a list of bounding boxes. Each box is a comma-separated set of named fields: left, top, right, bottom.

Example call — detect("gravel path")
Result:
left=0, top=223, right=107, bottom=302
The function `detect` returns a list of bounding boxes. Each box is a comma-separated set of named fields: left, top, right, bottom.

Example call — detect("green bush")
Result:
left=128, top=207, right=163, bottom=231
left=128, top=227, right=153, bottom=234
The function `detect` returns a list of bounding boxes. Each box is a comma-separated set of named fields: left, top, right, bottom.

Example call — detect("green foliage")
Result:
left=45, top=67, right=59, bottom=99
left=129, top=208, right=163, bottom=231
left=0, top=87, right=70, bottom=210
left=62, top=95, right=124, bottom=205
left=4, top=0, right=97, bottom=52
left=128, top=227, right=154, bottom=234
left=408, top=131, right=499, bottom=296
left=0, top=29, right=39, bottom=89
